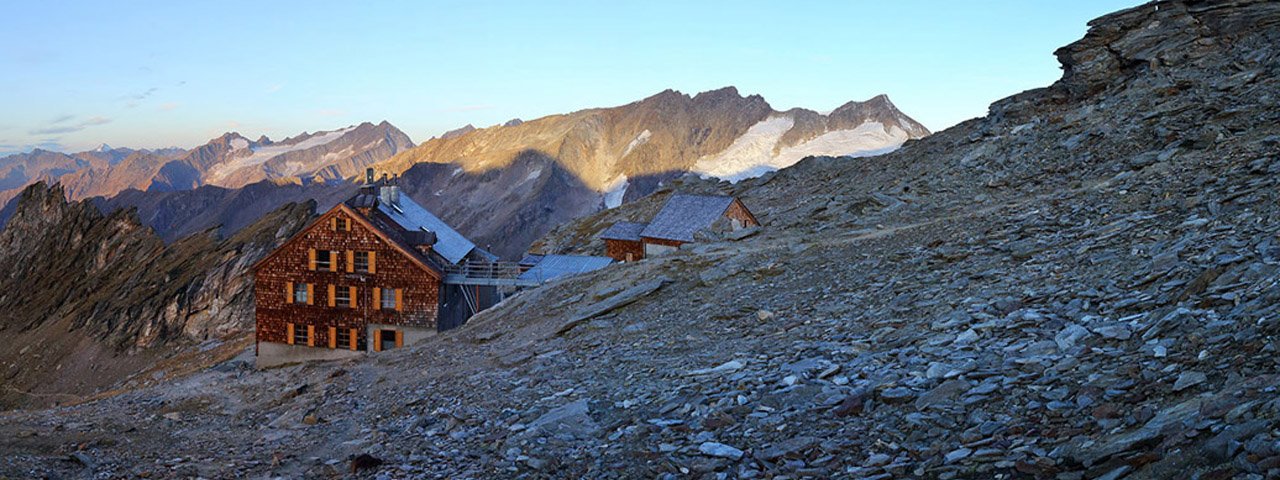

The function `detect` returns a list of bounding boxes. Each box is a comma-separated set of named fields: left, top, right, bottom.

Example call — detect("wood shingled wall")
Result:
left=254, top=207, right=441, bottom=349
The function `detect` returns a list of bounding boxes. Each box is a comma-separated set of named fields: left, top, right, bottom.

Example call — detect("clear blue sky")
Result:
left=0, top=0, right=1141, bottom=155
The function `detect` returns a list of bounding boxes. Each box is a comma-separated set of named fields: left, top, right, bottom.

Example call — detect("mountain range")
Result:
left=0, top=121, right=413, bottom=208
left=7, top=88, right=927, bottom=259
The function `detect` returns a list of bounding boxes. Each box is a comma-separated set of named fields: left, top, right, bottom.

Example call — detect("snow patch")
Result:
left=523, top=167, right=544, bottom=182
left=206, top=126, right=358, bottom=184
left=693, top=116, right=909, bottom=182
left=622, top=130, right=651, bottom=157
left=602, top=175, right=629, bottom=209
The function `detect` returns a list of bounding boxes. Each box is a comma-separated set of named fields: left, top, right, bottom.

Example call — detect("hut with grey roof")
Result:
left=599, top=193, right=760, bottom=261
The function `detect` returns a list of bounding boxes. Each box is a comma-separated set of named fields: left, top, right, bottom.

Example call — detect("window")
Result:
left=335, top=286, right=352, bottom=308
left=292, top=324, right=309, bottom=345
left=332, top=217, right=350, bottom=232
left=354, top=251, right=370, bottom=272
left=381, top=288, right=398, bottom=310
left=336, top=328, right=352, bottom=349
left=315, top=250, right=333, bottom=271
left=293, top=283, right=309, bottom=304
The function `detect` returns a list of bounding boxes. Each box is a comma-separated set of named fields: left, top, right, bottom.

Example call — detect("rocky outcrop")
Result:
left=0, top=182, right=312, bottom=409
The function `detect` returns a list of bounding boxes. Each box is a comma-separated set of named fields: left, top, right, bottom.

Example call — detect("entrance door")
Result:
left=380, top=329, right=398, bottom=351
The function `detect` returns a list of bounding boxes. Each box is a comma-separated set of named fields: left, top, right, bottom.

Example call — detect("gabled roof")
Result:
left=375, top=195, right=478, bottom=265
left=250, top=203, right=443, bottom=280
left=518, top=255, right=613, bottom=283
left=600, top=221, right=648, bottom=242
left=639, top=194, right=742, bottom=243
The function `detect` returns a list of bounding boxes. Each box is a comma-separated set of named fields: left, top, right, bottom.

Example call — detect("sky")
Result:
left=0, top=0, right=1142, bottom=156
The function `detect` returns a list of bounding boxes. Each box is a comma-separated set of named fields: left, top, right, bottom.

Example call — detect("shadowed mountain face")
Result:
left=92, top=153, right=599, bottom=259
left=0, top=183, right=314, bottom=410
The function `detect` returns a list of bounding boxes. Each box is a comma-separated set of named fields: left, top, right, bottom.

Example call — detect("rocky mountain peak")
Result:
left=440, top=124, right=477, bottom=140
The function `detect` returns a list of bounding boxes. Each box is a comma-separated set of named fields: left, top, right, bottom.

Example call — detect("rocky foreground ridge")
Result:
left=0, top=183, right=312, bottom=410
left=2, top=0, right=1280, bottom=478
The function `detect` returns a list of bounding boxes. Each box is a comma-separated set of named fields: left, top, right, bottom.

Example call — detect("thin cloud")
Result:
left=266, top=83, right=284, bottom=94
left=122, top=86, right=160, bottom=108
left=28, top=116, right=112, bottom=135
left=123, top=87, right=159, bottom=101
left=159, top=102, right=180, bottom=111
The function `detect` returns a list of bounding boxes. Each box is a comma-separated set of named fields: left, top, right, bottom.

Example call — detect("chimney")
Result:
left=380, top=184, right=401, bottom=206
left=365, top=167, right=375, bottom=184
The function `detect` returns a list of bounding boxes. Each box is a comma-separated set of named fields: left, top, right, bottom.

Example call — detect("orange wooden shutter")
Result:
left=330, top=217, right=337, bottom=231
left=395, top=289, right=403, bottom=311
left=368, top=251, right=376, bottom=273
left=328, top=284, right=336, bottom=307
left=286, top=282, right=294, bottom=303
left=349, top=286, right=358, bottom=308
left=394, top=331, right=403, bottom=348
left=348, top=328, right=358, bottom=350
left=345, top=250, right=354, bottom=273
left=306, top=284, right=314, bottom=305
left=286, top=323, right=295, bottom=345
left=373, top=287, right=381, bottom=310
left=307, top=325, right=315, bottom=346
left=308, top=249, right=316, bottom=271
left=328, top=327, right=337, bottom=349
left=328, top=251, right=337, bottom=271
left=373, top=330, right=382, bottom=352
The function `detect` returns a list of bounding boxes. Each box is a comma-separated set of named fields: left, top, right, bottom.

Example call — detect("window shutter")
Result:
left=306, top=284, right=314, bottom=305
left=349, top=328, right=358, bottom=350
left=286, top=282, right=294, bottom=303
left=394, top=330, right=403, bottom=348
left=328, top=284, right=336, bottom=307
left=329, top=251, right=337, bottom=271
left=330, top=217, right=337, bottom=231
left=346, top=250, right=354, bottom=273
left=287, top=323, right=295, bottom=345
left=349, top=286, right=358, bottom=308
left=369, top=251, right=376, bottom=273
left=373, top=287, right=381, bottom=310
left=328, top=327, right=337, bottom=349
left=395, top=289, right=403, bottom=311
left=308, top=249, right=316, bottom=271
left=374, top=330, right=382, bottom=352
left=307, top=325, right=315, bottom=347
